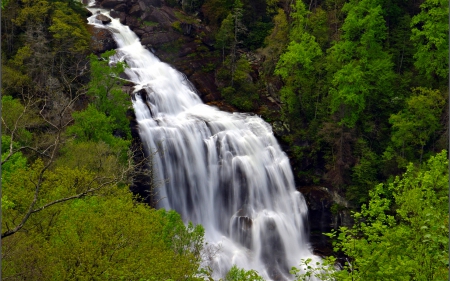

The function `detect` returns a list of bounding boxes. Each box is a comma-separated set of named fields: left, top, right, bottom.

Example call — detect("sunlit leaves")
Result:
left=224, top=265, right=265, bottom=281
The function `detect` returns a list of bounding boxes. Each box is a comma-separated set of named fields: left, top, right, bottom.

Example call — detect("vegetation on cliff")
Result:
left=1, top=1, right=205, bottom=279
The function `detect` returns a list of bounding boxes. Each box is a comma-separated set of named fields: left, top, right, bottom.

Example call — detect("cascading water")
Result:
left=87, top=5, right=320, bottom=280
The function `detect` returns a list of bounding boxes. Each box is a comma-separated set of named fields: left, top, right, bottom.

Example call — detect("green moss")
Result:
left=171, top=21, right=182, bottom=32
left=174, top=11, right=197, bottom=24
left=142, top=21, right=158, bottom=27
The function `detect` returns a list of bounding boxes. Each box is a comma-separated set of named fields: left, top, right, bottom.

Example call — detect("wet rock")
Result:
left=299, top=186, right=353, bottom=257
left=90, top=27, right=117, bottom=54
left=119, top=12, right=127, bottom=24
left=85, top=8, right=93, bottom=17
left=100, top=0, right=125, bottom=8
left=96, top=14, right=111, bottom=24
left=110, top=9, right=120, bottom=18
left=133, top=28, right=146, bottom=36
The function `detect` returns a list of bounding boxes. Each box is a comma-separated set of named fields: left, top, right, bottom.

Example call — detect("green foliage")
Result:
left=327, top=0, right=395, bottom=128
left=274, top=0, right=323, bottom=120
left=224, top=265, right=265, bottom=281
left=389, top=87, right=445, bottom=164
left=297, top=151, right=448, bottom=280
left=87, top=50, right=132, bottom=140
left=1, top=96, right=34, bottom=145
left=244, top=21, right=273, bottom=50
left=3, top=185, right=205, bottom=280
left=201, top=0, right=234, bottom=28
left=411, top=0, right=449, bottom=80
left=166, top=0, right=179, bottom=8
left=49, top=2, right=90, bottom=53
left=12, top=0, right=51, bottom=27
left=66, top=105, right=130, bottom=160
left=216, top=13, right=234, bottom=56
left=291, top=257, right=336, bottom=281
left=172, top=21, right=183, bottom=32
left=220, top=56, right=258, bottom=111
left=261, top=8, right=289, bottom=75
left=348, top=139, right=379, bottom=203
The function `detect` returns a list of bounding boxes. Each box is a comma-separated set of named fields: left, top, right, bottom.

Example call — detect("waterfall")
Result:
left=87, top=6, right=320, bottom=280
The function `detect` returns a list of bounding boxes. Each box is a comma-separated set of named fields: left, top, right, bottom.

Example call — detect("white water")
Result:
left=87, top=6, right=320, bottom=280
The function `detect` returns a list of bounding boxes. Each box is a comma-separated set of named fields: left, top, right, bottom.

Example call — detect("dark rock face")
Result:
left=128, top=103, right=155, bottom=206
left=125, top=16, right=140, bottom=28
left=299, top=186, right=353, bottom=257
left=93, top=0, right=221, bottom=101
left=100, top=0, right=126, bottom=8
left=114, top=3, right=127, bottom=11
left=140, top=32, right=178, bottom=46
left=129, top=4, right=144, bottom=16
left=145, top=8, right=174, bottom=27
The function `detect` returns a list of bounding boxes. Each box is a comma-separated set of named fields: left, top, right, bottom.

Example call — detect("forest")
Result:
left=1, top=0, right=448, bottom=279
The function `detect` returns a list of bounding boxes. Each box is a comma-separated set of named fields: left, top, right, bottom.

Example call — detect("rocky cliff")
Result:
left=91, top=0, right=221, bottom=103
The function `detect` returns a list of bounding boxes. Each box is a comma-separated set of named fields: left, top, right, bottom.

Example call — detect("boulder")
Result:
left=129, top=4, right=144, bottom=16
left=90, top=28, right=117, bottom=54
left=144, top=25, right=158, bottom=32
left=100, top=0, right=125, bottom=8
left=113, top=3, right=128, bottom=12
left=145, top=8, right=173, bottom=27
left=140, top=11, right=153, bottom=22
left=133, top=28, right=146, bottom=36
left=119, top=12, right=127, bottom=24
left=96, top=14, right=111, bottom=24
left=126, top=16, right=140, bottom=28
left=137, top=0, right=147, bottom=11
left=110, top=10, right=120, bottom=18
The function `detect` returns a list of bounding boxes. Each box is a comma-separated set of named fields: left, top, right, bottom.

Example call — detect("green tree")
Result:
left=87, top=50, right=132, bottom=139
left=294, top=151, right=448, bottom=280
left=216, top=13, right=235, bottom=63
left=411, top=0, right=449, bottom=82
left=3, top=185, right=205, bottom=280
left=261, top=8, right=289, bottom=76
left=327, top=0, right=395, bottom=128
left=275, top=0, right=323, bottom=119
left=389, top=87, right=445, bottom=165
left=224, top=265, right=265, bottom=281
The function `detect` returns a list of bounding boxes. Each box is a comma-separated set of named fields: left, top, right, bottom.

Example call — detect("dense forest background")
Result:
left=1, top=0, right=448, bottom=279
